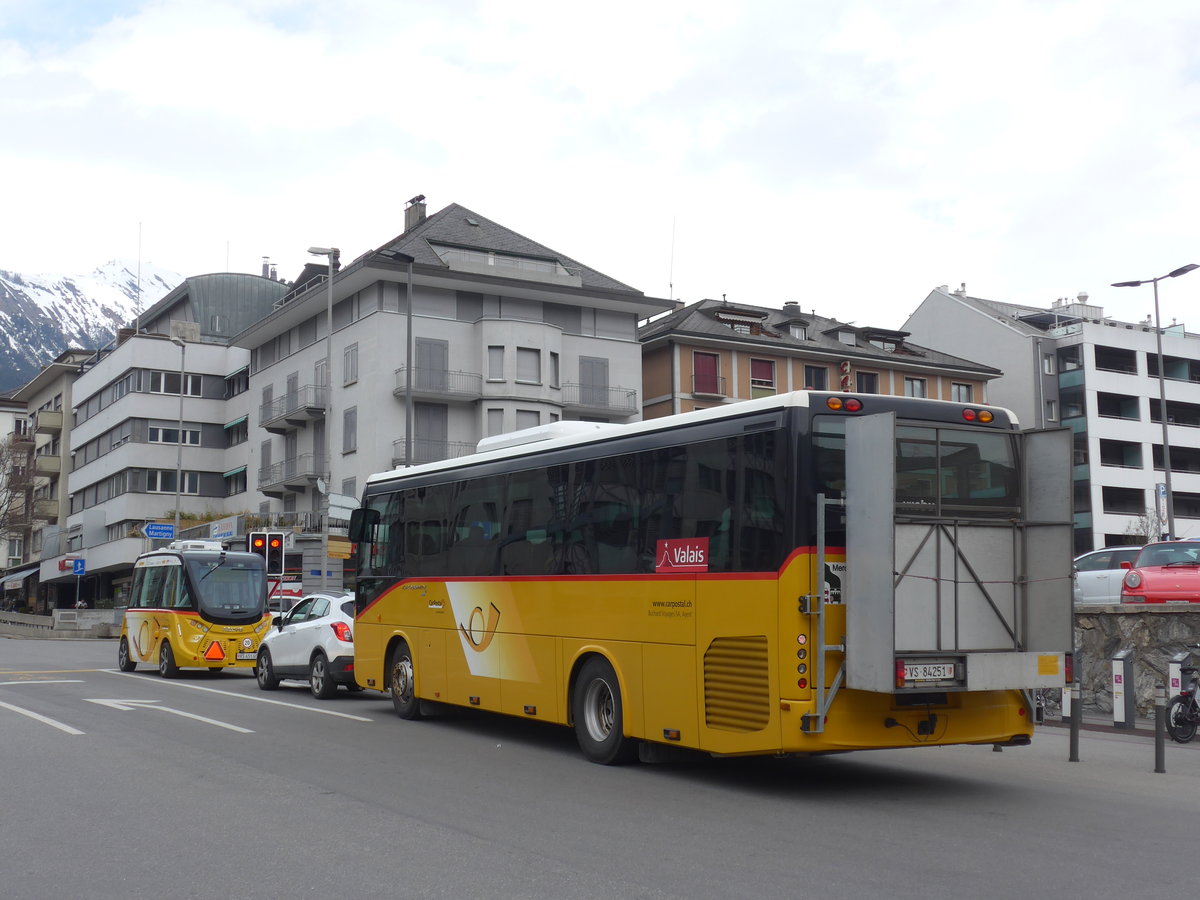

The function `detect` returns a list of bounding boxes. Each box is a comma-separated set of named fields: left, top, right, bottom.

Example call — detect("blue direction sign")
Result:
left=142, top=522, right=176, bottom=541
left=73, top=558, right=86, bottom=576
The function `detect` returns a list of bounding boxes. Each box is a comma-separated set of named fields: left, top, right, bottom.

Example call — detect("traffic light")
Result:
left=248, top=531, right=268, bottom=559
left=265, top=532, right=286, bottom=577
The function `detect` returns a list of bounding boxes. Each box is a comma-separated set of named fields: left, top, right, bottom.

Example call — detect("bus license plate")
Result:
left=236, top=651, right=257, bottom=661
left=905, top=663, right=955, bottom=682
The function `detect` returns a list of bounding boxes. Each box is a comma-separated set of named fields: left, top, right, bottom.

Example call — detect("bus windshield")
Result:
left=185, top=553, right=267, bottom=620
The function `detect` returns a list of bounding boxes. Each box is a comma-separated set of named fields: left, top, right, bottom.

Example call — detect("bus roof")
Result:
left=365, top=390, right=1018, bottom=489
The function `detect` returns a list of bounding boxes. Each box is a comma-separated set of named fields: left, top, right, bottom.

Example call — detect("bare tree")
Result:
left=0, top=436, right=23, bottom=544
left=1124, top=507, right=1167, bottom=545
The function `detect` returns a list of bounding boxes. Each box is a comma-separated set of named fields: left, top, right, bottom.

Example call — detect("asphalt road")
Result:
left=2, top=638, right=1197, bottom=900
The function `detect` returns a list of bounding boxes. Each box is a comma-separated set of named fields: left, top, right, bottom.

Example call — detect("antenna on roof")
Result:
left=135, top=221, right=142, bottom=334
left=669, top=214, right=676, bottom=302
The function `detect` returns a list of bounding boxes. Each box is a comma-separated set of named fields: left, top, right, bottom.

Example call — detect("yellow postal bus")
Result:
left=118, top=540, right=272, bottom=678
left=350, top=391, right=1073, bottom=763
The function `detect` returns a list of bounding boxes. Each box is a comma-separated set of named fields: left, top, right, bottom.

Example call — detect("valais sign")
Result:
left=655, top=538, right=709, bottom=573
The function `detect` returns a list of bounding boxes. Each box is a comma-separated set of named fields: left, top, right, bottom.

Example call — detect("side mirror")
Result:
left=275, top=616, right=285, bottom=630
left=349, top=506, right=379, bottom=543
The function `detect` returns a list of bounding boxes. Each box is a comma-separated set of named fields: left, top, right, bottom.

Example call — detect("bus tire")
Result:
left=389, top=641, right=423, bottom=720
left=256, top=648, right=280, bottom=690
left=117, top=637, right=137, bottom=672
left=159, top=641, right=180, bottom=679
left=572, top=656, right=637, bottom=765
left=310, top=652, right=337, bottom=699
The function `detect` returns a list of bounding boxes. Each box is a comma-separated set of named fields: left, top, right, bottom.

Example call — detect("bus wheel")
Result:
left=117, top=637, right=137, bottom=672
left=310, top=652, right=337, bottom=700
left=159, top=642, right=180, bottom=679
left=256, top=648, right=280, bottom=690
left=389, top=641, right=423, bottom=720
left=572, top=657, right=637, bottom=765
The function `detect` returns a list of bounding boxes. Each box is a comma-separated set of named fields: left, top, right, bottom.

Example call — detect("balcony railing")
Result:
left=34, top=454, right=61, bottom=476
left=691, top=374, right=727, bottom=399
left=393, top=367, right=483, bottom=402
left=258, top=453, right=328, bottom=495
left=33, top=498, right=59, bottom=522
left=561, top=383, right=639, bottom=415
left=34, top=410, right=63, bottom=435
left=259, top=385, right=328, bottom=433
left=391, top=437, right=477, bottom=467
left=9, top=422, right=33, bottom=448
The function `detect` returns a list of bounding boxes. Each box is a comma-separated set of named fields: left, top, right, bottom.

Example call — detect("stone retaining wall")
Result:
left=1075, top=606, right=1200, bottom=716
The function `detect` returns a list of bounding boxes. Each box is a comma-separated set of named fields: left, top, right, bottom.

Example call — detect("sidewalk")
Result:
left=1040, top=707, right=1159, bottom=738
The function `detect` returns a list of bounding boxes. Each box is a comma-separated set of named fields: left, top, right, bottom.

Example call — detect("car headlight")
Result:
left=1124, top=570, right=1142, bottom=589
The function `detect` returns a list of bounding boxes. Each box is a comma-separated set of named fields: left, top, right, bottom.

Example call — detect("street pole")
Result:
left=308, top=246, right=340, bottom=591
left=406, top=257, right=414, bottom=467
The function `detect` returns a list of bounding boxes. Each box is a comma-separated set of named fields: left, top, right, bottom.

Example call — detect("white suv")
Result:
left=255, top=591, right=358, bottom=698
left=1073, top=546, right=1141, bottom=605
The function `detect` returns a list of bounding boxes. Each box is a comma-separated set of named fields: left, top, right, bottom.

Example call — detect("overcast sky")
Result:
left=3, top=0, right=1199, bottom=329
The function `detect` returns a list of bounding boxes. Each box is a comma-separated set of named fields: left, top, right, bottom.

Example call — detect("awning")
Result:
left=1, top=567, right=38, bottom=589
left=223, top=416, right=248, bottom=430
left=222, top=465, right=247, bottom=478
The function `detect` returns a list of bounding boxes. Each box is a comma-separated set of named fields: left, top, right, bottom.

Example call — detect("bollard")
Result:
left=1111, top=649, right=1135, bottom=730
left=1069, top=682, right=1080, bottom=762
left=1155, top=683, right=1166, bottom=774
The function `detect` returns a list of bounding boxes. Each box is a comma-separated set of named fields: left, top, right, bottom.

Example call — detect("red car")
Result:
left=1121, top=542, right=1200, bottom=603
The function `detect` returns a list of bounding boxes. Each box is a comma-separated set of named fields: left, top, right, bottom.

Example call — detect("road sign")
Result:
left=142, top=522, right=176, bottom=541
left=72, top=559, right=86, bottom=576
left=327, top=492, right=359, bottom=519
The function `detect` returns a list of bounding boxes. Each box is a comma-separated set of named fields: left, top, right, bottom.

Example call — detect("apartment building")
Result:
left=904, top=284, right=1200, bottom=551
left=43, top=273, right=288, bottom=607
left=229, top=198, right=673, bottom=590
left=7, top=350, right=94, bottom=611
left=640, top=298, right=999, bottom=419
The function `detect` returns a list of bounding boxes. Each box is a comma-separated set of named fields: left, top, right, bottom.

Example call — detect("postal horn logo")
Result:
left=458, top=602, right=501, bottom=652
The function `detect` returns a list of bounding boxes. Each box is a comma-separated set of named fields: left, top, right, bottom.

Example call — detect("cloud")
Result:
left=2, top=0, right=1200, bottom=327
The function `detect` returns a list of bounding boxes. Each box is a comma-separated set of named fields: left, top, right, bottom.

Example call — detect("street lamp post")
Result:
left=375, top=249, right=416, bottom=465
left=1112, top=263, right=1199, bottom=541
left=308, top=246, right=340, bottom=590
left=169, top=337, right=187, bottom=536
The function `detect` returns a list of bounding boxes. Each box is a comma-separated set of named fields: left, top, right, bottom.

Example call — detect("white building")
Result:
left=905, top=284, right=1200, bottom=552
left=45, top=273, right=287, bottom=607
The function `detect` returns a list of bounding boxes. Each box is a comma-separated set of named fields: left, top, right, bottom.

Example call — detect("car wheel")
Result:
left=256, top=648, right=280, bottom=690
left=159, top=641, right=180, bottom=679
left=389, top=641, right=422, bottom=719
left=310, top=652, right=338, bottom=699
left=572, top=656, right=637, bottom=765
left=117, top=637, right=137, bottom=672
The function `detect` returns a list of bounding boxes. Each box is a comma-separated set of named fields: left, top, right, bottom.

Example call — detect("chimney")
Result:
left=953, top=282, right=967, bottom=296
left=783, top=301, right=801, bottom=314
left=262, top=257, right=270, bottom=278
left=405, top=194, right=427, bottom=232
left=270, top=265, right=278, bottom=281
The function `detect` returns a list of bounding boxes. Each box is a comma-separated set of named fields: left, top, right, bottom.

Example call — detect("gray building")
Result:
left=230, top=198, right=674, bottom=591
left=904, top=284, right=1200, bottom=552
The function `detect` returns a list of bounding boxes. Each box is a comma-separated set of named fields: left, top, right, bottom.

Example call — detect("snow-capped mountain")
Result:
left=0, top=261, right=181, bottom=393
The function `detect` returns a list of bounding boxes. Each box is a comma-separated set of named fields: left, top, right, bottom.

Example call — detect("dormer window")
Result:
left=869, top=338, right=900, bottom=352
left=837, top=331, right=856, bottom=345
left=790, top=324, right=807, bottom=340
left=715, top=310, right=768, bottom=336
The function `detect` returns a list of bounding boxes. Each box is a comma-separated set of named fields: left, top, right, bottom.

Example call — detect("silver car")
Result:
left=1073, top=546, right=1142, bottom=604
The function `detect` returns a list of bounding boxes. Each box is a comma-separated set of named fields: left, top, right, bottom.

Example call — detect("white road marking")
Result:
left=0, top=679, right=86, bottom=686
left=85, top=698, right=254, bottom=733
left=102, top=669, right=374, bottom=721
left=0, top=699, right=85, bottom=735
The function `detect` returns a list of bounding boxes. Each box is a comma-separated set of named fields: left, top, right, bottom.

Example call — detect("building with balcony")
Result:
left=230, top=197, right=673, bottom=589
left=639, top=298, right=999, bottom=419
left=903, top=284, right=1200, bottom=551
left=52, top=273, right=288, bottom=607
left=8, top=349, right=95, bottom=611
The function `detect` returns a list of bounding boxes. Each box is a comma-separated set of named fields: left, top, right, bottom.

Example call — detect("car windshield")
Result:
left=185, top=553, right=268, bottom=620
left=1134, top=544, right=1200, bottom=568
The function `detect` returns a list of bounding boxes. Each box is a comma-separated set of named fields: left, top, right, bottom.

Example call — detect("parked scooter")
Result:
left=1166, top=648, right=1200, bottom=744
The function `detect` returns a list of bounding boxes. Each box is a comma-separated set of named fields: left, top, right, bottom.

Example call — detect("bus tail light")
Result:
left=330, top=622, right=353, bottom=643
